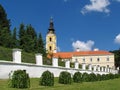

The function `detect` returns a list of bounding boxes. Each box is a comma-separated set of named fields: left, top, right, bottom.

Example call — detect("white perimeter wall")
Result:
left=0, top=60, right=110, bottom=79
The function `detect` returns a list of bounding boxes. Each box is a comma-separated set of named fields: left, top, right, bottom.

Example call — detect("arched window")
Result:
left=49, top=46, right=52, bottom=51
left=49, top=37, right=52, bottom=41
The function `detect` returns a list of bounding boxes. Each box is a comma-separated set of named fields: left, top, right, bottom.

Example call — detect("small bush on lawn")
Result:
left=73, top=72, right=82, bottom=83
left=89, top=73, right=97, bottom=82
left=59, top=71, right=72, bottom=84
left=101, top=74, right=108, bottom=80
left=40, top=70, right=54, bottom=86
left=82, top=73, right=90, bottom=82
left=9, top=70, right=30, bottom=89
left=97, top=74, right=102, bottom=81
left=108, top=73, right=114, bottom=79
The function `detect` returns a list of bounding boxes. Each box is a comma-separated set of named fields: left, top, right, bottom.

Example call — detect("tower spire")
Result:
left=48, top=17, right=55, bottom=33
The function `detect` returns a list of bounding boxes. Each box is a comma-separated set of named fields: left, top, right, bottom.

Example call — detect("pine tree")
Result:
left=24, top=24, right=37, bottom=52
left=19, top=23, right=25, bottom=49
left=11, top=27, right=17, bottom=48
left=0, top=4, right=12, bottom=48
left=37, top=33, right=46, bottom=56
left=0, top=4, right=10, bottom=30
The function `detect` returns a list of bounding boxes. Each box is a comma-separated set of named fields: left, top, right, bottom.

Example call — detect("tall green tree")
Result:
left=24, top=24, right=37, bottom=52
left=0, top=4, right=11, bottom=47
left=111, top=49, right=120, bottom=68
left=19, top=23, right=25, bottom=49
left=37, top=33, right=46, bottom=56
left=11, top=27, right=17, bottom=48
left=0, top=4, right=10, bottom=30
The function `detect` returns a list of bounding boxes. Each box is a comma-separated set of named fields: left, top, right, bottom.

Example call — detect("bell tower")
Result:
left=46, top=17, right=57, bottom=53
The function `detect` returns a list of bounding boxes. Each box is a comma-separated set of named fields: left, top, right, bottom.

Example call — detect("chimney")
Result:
left=76, top=48, right=80, bottom=52
left=94, top=48, right=99, bottom=51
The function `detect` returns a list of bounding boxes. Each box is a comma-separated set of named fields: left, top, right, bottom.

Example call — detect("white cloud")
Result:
left=116, top=0, right=120, bottom=2
left=57, top=46, right=61, bottom=52
left=115, top=34, right=120, bottom=44
left=81, top=0, right=110, bottom=14
left=72, top=40, right=95, bottom=51
left=64, top=0, right=68, bottom=2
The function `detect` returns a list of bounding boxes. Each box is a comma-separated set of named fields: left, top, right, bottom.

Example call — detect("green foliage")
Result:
left=11, top=27, right=18, bottom=48
left=89, top=73, right=97, bottom=82
left=59, top=71, right=72, bottom=84
left=82, top=73, right=90, bottom=82
left=9, top=70, right=30, bottom=89
left=0, top=4, right=12, bottom=48
left=73, top=72, right=82, bottom=83
left=0, top=46, right=12, bottom=61
left=111, top=50, right=120, bottom=69
left=0, top=4, right=10, bottom=30
left=96, top=74, right=102, bottom=81
left=40, top=70, right=54, bottom=86
left=36, top=33, right=46, bottom=56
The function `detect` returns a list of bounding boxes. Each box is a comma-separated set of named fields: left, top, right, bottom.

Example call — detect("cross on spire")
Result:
left=48, top=17, right=55, bottom=34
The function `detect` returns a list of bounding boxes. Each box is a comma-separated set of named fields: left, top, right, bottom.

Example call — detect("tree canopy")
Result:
left=0, top=4, right=46, bottom=56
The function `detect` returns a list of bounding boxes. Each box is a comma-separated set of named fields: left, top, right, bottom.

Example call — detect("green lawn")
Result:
left=0, top=78, right=120, bottom=90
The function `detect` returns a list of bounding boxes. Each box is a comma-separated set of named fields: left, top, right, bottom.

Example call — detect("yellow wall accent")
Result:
left=46, top=33, right=57, bottom=53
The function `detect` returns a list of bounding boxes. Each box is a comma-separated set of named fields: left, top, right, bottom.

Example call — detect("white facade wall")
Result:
left=72, top=55, right=114, bottom=68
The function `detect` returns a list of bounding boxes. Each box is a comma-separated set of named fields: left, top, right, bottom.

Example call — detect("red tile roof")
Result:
left=50, top=50, right=113, bottom=59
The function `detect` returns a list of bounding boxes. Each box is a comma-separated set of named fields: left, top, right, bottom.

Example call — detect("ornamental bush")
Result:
left=82, top=73, right=90, bottom=82
left=89, top=73, right=97, bottom=82
left=96, top=74, right=102, bottom=81
left=73, top=72, right=82, bottom=83
left=9, top=70, right=30, bottom=89
left=40, top=70, right=54, bottom=86
left=59, top=71, right=72, bottom=84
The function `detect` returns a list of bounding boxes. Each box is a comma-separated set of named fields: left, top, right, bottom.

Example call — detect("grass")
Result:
left=0, top=78, right=120, bottom=90
left=0, top=46, right=77, bottom=67
left=0, top=46, right=36, bottom=63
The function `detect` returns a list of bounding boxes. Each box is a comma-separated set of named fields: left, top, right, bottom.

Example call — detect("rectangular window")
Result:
left=107, top=57, right=109, bottom=61
left=83, top=58, right=85, bottom=62
left=90, top=58, right=92, bottom=62
left=97, top=58, right=100, bottom=62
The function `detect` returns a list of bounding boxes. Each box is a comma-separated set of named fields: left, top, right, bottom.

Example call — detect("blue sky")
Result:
left=0, top=0, right=120, bottom=52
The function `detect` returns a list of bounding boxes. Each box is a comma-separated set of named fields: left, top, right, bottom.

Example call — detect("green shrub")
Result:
left=108, top=73, right=114, bottom=79
left=73, top=72, right=82, bottom=83
left=96, top=74, right=102, bottom=81
left=59, top=71, right=72, bottom=84
left=114, top=74, right=120, bottom=78
left=89, top=73, right=97, bottom=82
left=40, top=70, right=54, bottom=86
left=9, top=70, right=30, bottom=88
left=101, top=74, right=108, bottom=80
left=82, top=73, right=90, bottom=82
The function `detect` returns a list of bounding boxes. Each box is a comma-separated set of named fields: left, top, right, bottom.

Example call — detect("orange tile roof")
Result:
left=51, top=50, right=113, bottom=59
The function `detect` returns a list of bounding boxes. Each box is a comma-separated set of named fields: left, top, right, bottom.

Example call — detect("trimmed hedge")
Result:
left=59, top=71, right=72, bottom=84
left=82, top=73, right=90, bottom=82
left=40, top=70, right=54, bottom=86
left=73, top=72, right=82, bottom=83
left=89, top=73, right=97, bottom=82
left=9, top=70, right=30, bottom=89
